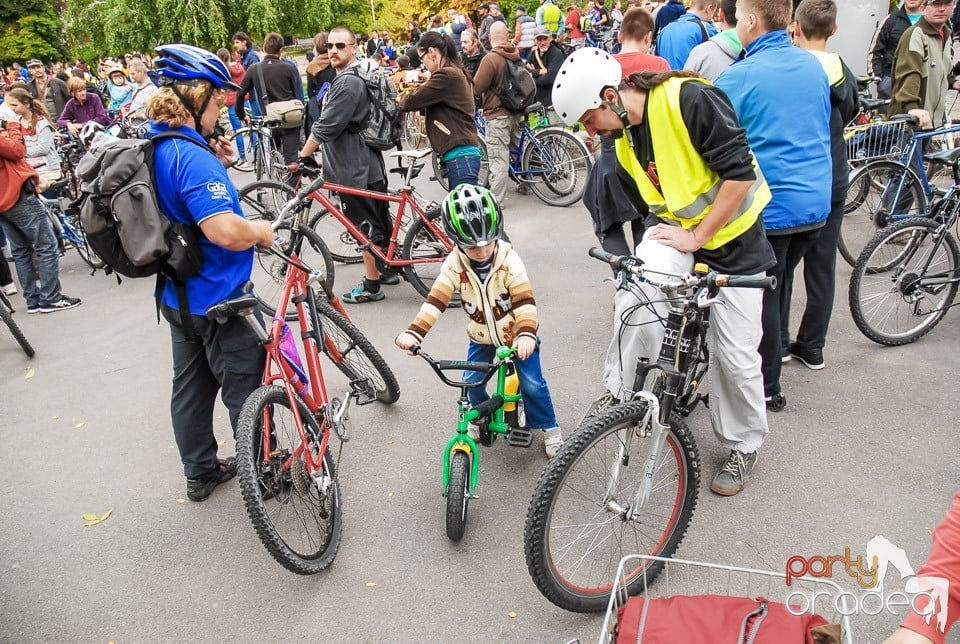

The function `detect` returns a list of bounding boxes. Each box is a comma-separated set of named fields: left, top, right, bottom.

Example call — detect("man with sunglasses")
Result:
left=299, top=27, right=396, bottom=304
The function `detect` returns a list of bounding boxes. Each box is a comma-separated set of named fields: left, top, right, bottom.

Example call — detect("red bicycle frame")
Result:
left=297, top=175, right=454, bottom=268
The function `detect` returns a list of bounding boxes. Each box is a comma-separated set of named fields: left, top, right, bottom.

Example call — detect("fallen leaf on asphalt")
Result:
left=386, top=440, right=395, bottom=445
left=217, top=440, right=225, bottom=446
left=51, top=415, right=59, bottom=420
left=388, top=491, right=395, bottom=497
left=365, top=582, right=377, bottom=587
left=74, top=422, right=85, bottom=429
left=83, top=509, right=112, bottom=527
left=508, top=611, right=517, bottom=619
left=176, top=499, right=186, bottom=504
left=82, top=513, right=97, bottom=521
left=24, top=369, right=34, bottom=380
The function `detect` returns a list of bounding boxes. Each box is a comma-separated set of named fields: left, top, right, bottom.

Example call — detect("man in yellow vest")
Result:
left=552, top=48, right=776, bottom=496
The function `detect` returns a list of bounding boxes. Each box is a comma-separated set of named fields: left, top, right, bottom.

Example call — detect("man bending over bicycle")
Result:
left=552, top=50, right=776, bottom=495
left=395, top=185, right=564, bottom=458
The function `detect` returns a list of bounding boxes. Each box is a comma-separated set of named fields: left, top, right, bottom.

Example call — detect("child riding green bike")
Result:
left=395, top=185, right=563, bottom=459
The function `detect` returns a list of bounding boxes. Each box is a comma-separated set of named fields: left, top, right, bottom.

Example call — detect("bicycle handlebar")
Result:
left=412, top=345, right=514, bottom=389
left=588, top=247, right=776, bottom=290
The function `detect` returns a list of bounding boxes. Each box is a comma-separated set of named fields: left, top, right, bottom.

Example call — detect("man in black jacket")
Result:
left=235, top=32, right=303, bottom=164
left=528, top=27, right=566, bottom=122
left=461, top=29, right=486, bottom=80
left=868, top=0, right=923, bottom=99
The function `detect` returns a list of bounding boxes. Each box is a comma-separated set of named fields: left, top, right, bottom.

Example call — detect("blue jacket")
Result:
left=656, top=13, right=718, bottom=70
left=654, top=0, right=685, bottom=38
left=715, top=30, right=831, bottom=233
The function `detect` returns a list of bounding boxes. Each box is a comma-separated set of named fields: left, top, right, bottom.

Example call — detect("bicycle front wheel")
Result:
left=849, top=218, right=960, bottom=346
left=315, top=299, right=400, bottom=405
left=521, top=128, right=592, bottom=207
left=235, top=385, right=342, bottom=575
left=524, top=400, right=700, bottom=613
left=0, top=301, right=34, bottom=358
left=840, top=161, right=927, bottom=267
left=310, top=209, right=363, bottom=264
left=446, top=451, right=471, bottom=541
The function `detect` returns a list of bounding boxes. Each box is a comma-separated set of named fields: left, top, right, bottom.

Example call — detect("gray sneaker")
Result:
left=710, top=449, right=758, bottom=496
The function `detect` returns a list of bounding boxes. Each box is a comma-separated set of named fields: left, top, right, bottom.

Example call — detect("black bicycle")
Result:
left=524, top=248, right=774, bottom=613
left=0, top=289, right=34, bottom=358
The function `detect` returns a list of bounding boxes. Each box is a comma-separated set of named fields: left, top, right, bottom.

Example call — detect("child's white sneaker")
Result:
left=467, top=423, right=480, bottom=441
left=544, top=427, right=564, bottom=458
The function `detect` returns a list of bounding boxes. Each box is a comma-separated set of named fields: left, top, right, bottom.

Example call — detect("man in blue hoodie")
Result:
left=655, top=0, right=718, bottom=69
left=715, top=0, right=831, bottom=413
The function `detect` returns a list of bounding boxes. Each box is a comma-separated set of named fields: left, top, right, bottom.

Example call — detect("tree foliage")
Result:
left=0, top=0, right=67, bottom=65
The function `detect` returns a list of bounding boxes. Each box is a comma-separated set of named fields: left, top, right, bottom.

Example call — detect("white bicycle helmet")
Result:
left=551, top=48, right=623, bottom=127
left=79, top=121, right=105, bottom=150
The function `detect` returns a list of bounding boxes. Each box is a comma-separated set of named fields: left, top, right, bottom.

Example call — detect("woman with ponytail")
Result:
left=3, top=88, right=61, bottom=183
left=396, top=31, right=482, bottom=188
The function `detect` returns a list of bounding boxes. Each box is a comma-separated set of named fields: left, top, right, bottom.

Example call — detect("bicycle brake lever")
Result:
left=696, top=290, right=727, bottom=310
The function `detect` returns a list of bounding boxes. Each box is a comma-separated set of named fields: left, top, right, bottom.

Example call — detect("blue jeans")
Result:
left=463, top=340, right=558, bottom=430
left=444, top=154, right=482, bottom=189
left=0, top=192, right=62, bottom=308
left=228, top=105, right=247, bottom=161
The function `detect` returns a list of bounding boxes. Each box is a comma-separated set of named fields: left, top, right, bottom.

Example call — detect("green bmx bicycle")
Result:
left=413, top=345, right=531, bottom=541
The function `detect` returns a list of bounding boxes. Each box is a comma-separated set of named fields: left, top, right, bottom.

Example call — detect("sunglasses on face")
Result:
left=325, top=42, right=355, bottom=51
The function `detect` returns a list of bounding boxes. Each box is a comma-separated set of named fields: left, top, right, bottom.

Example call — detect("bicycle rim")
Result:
left=236, top=385, right=342, bottom=575
left=523, top=129, right=592, bottom=207
left=311, top=209, right=363, bottom=264
left=524, top=401, right=699, bottom=612
left=840, top=161, right=927, bottom=268
left=849, top=218, right=959, bottom=346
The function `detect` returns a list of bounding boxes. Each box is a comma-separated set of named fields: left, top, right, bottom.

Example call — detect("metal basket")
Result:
left=598, top=555, right=855, bottom=644
left=845, top=120, right=913, bottom=163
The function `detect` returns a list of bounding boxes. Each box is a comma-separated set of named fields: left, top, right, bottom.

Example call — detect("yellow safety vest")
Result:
left=614, top=77, right=771, bottom=250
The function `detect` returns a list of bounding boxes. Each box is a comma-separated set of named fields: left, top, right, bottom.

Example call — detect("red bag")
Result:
left=615, top=594, right=838, bottom=644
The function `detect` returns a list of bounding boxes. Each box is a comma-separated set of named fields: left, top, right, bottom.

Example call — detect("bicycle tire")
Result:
left=848, top=217, right=960, bottom=346
left=524, top=400, right=700, bottom=613
left=400, top=215, right=461, bottom=307
left=315, top=298, right=400, bottom=405
left=226, top=126, right=255, bottom=172
left=840, top=160, right=927, bottom=268
left=446, top=450, right=470, bottom=541
left=521, top=128, right=592, bottom=208
left=309, top=209, right=364, bottom=265
left=68, top=216, right=106, bottom=270
left=236, top=385, right=342, bottom=575
left=402, top=111, right=427, bottom=150
left=0, top=302, right=35, bottom=358
left=238, top=182, right=335, bottom=319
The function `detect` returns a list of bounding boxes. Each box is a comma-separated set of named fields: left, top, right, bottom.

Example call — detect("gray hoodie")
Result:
left=683, top=29, right=741, bottom=82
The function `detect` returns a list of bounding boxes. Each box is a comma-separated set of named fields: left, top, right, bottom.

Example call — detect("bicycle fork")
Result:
left=603, top=390, right=670, bottom=520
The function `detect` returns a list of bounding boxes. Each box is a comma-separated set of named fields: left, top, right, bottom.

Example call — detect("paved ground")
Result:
left=0, top=164, right=958, bottom=643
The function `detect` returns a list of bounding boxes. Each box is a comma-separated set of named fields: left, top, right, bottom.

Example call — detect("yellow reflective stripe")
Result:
left=809, top=50, right=845, bottom=87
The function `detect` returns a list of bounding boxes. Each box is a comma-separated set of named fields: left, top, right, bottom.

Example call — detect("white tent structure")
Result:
left=833, top=0, right=892, bottom=77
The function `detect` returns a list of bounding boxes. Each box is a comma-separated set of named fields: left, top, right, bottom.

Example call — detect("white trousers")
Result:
left=602, top=232, right=769, bottom=453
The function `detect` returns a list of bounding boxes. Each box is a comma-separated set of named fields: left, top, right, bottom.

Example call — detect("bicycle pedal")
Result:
left=507, top=428, right=534, bottom=448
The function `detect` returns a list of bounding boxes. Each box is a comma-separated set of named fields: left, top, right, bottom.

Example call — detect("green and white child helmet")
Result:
left=441, top=184, right=504, bottom=248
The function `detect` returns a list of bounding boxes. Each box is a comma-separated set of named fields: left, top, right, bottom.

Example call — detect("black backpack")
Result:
left=347, top=66, right=403, bottom=151
left=498, top=55, right=537, bottom=113
left=76, top=131, right=205, bottom=334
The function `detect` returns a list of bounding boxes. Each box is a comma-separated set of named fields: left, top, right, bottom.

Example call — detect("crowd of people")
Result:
left=2, top=0, right=960, bottom=638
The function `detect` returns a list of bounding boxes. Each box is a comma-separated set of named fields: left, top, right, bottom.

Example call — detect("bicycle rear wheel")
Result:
left=849, top=218, right=960, bottom=346
left=310, top=208, right=363, bottom=265
left=521, top=128, right=592, bottom=207
left=524, top=401, right=700, bottom=613
left=236, top=385, right=342, bottom=574
left=315, top=299, right=400, bottom=405
left=840, top=161, right=927, bottom=267
left=0, top=299, right=35, bottom=358
left=400, top=214, right=460, bottom=307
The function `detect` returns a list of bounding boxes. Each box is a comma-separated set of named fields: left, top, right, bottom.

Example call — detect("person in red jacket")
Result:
left=883, top=491, right=960, bottom=644
left=0, top=120, right=80, bottom=312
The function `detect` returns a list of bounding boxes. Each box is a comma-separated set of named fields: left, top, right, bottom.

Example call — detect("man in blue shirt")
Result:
left=653, top=0, right=686, bottom=38
left=656, top=0, right=718, bottom=69
left=715, top=0, right=831, bottom=413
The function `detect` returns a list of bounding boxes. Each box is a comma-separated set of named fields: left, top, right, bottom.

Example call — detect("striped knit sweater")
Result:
left=406, top=241, right=539, bottom=346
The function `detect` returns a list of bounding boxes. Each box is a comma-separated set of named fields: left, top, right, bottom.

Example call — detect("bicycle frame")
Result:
left=291, top=174, right=453, bottom=269
left=879, top=122, right=960, bottom=218
left=474, top=110, right=571, bottom=181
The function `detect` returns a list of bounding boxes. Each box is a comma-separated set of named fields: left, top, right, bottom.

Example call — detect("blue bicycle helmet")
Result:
left=154, top=43, right=240, bottom=91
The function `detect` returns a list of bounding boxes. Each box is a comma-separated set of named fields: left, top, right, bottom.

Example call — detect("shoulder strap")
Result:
left=696, top=16, right=709, bottom=44
left=254, top=62, right=270, bottom=110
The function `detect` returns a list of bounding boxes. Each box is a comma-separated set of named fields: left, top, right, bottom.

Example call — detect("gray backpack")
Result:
left=76, top=131, right=205, bottom=333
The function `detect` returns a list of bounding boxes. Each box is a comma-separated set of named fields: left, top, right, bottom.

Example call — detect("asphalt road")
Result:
left=0, top=164, right=958, bottom=644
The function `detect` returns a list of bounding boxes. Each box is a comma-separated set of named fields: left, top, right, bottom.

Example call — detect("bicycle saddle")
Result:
left=924, top=147, right=960, bottom=168
left=205, top=294, right=260, bottom=322
left=859, top=97, right=888, bottom=112
left=523, top=102, right=544, bottom=116
left=389, top=148, right=433, bottom=160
